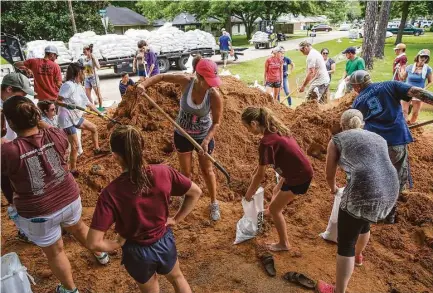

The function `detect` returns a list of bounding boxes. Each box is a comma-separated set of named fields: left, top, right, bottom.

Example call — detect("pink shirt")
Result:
left=265, top=56, right=283, bottom=83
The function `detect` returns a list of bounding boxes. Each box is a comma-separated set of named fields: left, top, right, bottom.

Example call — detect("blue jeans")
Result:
left=278, top=75, right=291, bottom=105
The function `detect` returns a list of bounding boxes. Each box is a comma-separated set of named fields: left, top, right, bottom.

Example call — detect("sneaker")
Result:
left=210, top=202, right=221, bottom=221
left=316, top=280, right=335, bottom=293
left=93, top=149, right=111, bottom=156
left=94, top=252, right=109, bottom=265
left=55, top=284, right=79, bottom=293
left=17, top=231, right=32, bottom=243
left=355, top=254, right=363, bottom=267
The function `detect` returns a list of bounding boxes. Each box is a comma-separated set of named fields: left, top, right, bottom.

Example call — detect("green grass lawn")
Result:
left=227, top=32, right=433, bottom=120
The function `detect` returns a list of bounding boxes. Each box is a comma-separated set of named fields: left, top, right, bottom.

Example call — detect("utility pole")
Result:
left=68, top=0, right=77, bottom=34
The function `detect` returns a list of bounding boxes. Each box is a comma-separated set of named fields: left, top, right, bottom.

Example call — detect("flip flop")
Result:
left=283, top=272, right=316, bottom=290
left=260, top=254, right=276, bottom=277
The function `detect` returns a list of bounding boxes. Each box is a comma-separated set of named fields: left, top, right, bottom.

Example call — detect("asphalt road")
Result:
left=96, top=30, right=348, bottom=105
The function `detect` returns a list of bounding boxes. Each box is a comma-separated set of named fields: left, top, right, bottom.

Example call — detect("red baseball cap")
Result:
left=196, top=59, right=222, bottom=87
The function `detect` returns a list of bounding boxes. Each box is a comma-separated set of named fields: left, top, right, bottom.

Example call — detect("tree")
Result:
left=1, top=1, right=110, bottom=42
left=362, top=0, right=378, bottom=70
left=374, top=0, right=392, bottom=59
left=395, top=1, right=411, bottom=45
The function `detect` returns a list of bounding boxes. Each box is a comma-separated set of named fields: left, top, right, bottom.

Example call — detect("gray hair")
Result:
left=341, top=109, right=364, bottom=130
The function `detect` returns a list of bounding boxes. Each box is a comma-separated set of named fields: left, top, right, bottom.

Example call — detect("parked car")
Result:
left=311, top=24, right=333, bottom=32
left=387, top=24, right=424, bottom=36
left=421, top=20, right=433, bottom=28
left=348, top=27, right=393, bottom=39
left=339, top=23, right=351, bottom=31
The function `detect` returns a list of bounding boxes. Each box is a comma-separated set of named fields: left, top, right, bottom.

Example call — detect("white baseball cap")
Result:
left=45, top=45, right=58, bottom=55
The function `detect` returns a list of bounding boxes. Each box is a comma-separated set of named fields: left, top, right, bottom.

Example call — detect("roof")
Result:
left=106, top=6, right=148, bottom=26
left=172, top=12, right=199, bottom=25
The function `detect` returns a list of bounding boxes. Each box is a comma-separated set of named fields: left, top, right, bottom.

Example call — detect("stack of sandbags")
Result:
left=26, top=40, right=73, bottom=64
left=68, top=31, right=103, bottom=61
left=250, top=31, right=269, bottom=43
left=95, top=34, right=136, bottom=59
left=124, top=29, right=151, bottom=46
left=184, top=29, right=217, bottom=50
left=146, top=23, right=185, bottom=54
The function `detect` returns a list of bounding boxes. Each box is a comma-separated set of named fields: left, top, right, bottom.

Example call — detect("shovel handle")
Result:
left=408, top=119, right=433, bottom=129
left=141, top=90, right=231, bottom=184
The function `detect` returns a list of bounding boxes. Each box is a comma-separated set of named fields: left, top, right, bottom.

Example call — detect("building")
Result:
left=106, top=6, right=149, bottom=34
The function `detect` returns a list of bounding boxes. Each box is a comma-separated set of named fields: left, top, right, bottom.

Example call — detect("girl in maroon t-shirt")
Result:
left=87, top=125, right=202, bottom=293
left=242, top=106, right=313, bottom=252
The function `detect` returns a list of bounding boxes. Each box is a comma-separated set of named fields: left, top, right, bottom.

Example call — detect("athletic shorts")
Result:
left=64, top=118, right=85, bottom=135
left=337, top=208, right=371, bottom=257
left=16, top=196, right=82, bottom=247
left=221, top=51, right=229, bottom=61
left=121, top=229, right=177, bottom=284
left=306, top=84, right=329, bottom=103
left=281, top=179, right=311, bottom=195
left=173, top=131, right=214, bottom=154
left=388, top=145, right=409, bottom=194
left=137, top=70, right=147, bottom=77
left=85, top=76, right=100, bottom=89
left=266, top=81, right=281, bottom=88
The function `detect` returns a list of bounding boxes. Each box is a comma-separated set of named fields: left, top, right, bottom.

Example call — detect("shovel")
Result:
left=140, top=91, right=231, bottom=184
left=408, top=119, right=433, bottom=130
left=55, top=101, right=121, bottom=125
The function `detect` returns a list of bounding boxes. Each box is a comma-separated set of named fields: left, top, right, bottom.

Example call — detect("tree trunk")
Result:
left=225, top=9, right=232, bottom=36
left=67, top=0, right=77, bottom=34
left=395, top=1, right=411, bottom=45
left=362, top=0, right=378, bottom=70
left=374, top=0, right=392, bottom=58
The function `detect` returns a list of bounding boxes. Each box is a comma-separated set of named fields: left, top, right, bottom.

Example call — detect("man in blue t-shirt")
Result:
left=350, top=70, right=433, bottom=224
left=218, top=30, right=232, bottom=69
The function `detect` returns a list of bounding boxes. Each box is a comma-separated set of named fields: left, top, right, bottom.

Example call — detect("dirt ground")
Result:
left=2, top=77, right=433, bottom=293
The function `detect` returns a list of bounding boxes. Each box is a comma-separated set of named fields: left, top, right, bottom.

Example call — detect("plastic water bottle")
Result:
left=7, top=206, right=25, bottom=234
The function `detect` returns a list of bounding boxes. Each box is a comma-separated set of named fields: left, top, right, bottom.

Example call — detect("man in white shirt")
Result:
left=298, top=41, right=330, bottom=103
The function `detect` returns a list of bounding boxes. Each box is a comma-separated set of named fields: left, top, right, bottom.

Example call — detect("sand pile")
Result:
left=2, top=76, right=432, bottom=293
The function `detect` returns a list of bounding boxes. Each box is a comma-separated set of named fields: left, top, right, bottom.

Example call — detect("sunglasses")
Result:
left=322, top=52, right=329, bottom=55
left=49, top=107, right=56, bottom=112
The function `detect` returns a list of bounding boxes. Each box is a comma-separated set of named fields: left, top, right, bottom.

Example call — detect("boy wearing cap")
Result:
left=393, top=43, right=407, bottom=81
left=343, top=46, right=365, bottom=93
left=348, top=70, right=433, bottom=224
left=15, top=45, right=62, bottom=101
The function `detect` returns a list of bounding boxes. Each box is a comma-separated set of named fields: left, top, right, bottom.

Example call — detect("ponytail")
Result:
left=340, top=109, right=364, bottom=130
left=109, top=125, right=152, bottom=192
left=192, top=54, right=203, bottom=73
left=241, top=106, right=290, bottom=136
left=2, top=96, right=41, bottom=131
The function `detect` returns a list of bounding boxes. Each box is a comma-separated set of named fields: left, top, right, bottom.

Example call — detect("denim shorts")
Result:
left=137, top=70, right=147, bottom=77
left=64, top=118, right=85, bottom=135
left=121, top=229, right=177, bottom=284
left=85, top=76, right=100, bottom=88
left=266, top=81, right=281, bottom=88
left=173, top=131, right=214, bottom=154
left=16, top=196, right=82, bottom=247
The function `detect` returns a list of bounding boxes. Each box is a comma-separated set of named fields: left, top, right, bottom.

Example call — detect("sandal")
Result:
left=260, top=254, right=276, bottom=277
left=283, top=271, right=316, bottom=290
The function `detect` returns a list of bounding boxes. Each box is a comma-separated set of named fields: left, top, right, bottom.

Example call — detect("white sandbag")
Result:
left=26, top=40, right=72, bottom=64
left=234, top=187, right=265, bottom=244
left=250, top=80, right=267, bottom=93
left=319, top=187, right=345, bottom=243
left=1, top=252, right=35, bottom=293
left=250, top=31, right=270, bottom=43
left=333, top=80, right=346, bottom=100
left=183, top=55, right=193, bottom=73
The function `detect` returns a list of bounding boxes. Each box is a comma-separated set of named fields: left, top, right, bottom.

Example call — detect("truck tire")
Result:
left=177, top=55, right=189, bottom=70
left=158, top=58, right=170, bottom=73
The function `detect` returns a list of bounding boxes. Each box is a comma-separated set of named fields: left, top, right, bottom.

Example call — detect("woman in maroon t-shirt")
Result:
left=1, top=96, right=109, bottom=293
left=242, top=106, right=313, bottom=252
left=87, top=125, right=202, bottom=293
